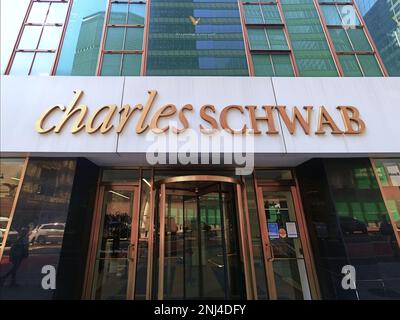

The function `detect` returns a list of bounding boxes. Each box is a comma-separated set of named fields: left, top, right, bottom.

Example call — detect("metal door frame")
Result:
left=255, top=185, right=319, bottom=300
left=83, top=183, right=140, bottom=299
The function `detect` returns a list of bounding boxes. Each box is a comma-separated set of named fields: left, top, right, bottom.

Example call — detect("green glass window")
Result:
left=121, top=53, right=142, bottom=75
left=101, top=53, right=141, bottom=76
left=105, top=27, right=143, bottom=51
left=252, top=53, right=293, bottom=76
left=261, top=5, right=281, bottom=24
left=248, top=28, right=269, bottom=50
left=109, top=2, right=128, bottom=24
left=248, top=28, right=288, bottom=51
left=252, top=54, right=274, bottom=76
left=272, top=54, right=294, bottom=76
left=280, top=0, right=338, bottom=76
left=56, top=0, right=107, bottom=75
left=347, top=28, right=372, bottom=52
left=267, top=28, right=288, bottom=50
left=329, top=28, right=352, bottom=51
left=357, top=55, right=382, bottom=76
left=339, top=54, right=362, bottom=76
left=245, top=5, right=263, bottom=24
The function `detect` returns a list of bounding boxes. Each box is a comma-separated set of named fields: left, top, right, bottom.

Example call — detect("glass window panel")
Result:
left=338, top=5, right=361, bottom=26
left=266, top=28, right=288, bottom=50
left=30, top=52, right=55, bottom=75
left=0, top=159, right=76, bottom=299
left=248, top=28, right=269, bottom=50
left=55, top=0, right=107, bottom=76
left=329, top=28, right=352, bottom=51
left=128, top=3, right=145, bottom=25
left=101, top=53, right=122, bottom=75
left=321, top=5, right=342, bottom=25
left=252, top=54, right=274, bottom=76
left=347, top=28, right=372, bottom=52
left=46, top=2, right=69, bottom=24
left=0, top=159, right=25, bottom=252
left=339, top=54, right=363, bottom=76
left=357, top=54, right=383, bottom=76
left=38, top=26, right=63, bottom=49
left=244, top=5, right=263, bottom=24
left=27, top=2, right=50, bottom=23
left=125, top=27, right=144, bottom=50
left=272, top=54, right=294, bottom=76
left=9, top=52, right=34, bottom=75
left=109, top=2, right=128, bottom=25
left=105, top=27, right=125, bottom=50
left=18, top=26, right=42, bottom=50
left=281, top=0, right=338, bottom=76
left=261, top=4, right=281, bottom=24
left=122, top=53, right=142, bottom=76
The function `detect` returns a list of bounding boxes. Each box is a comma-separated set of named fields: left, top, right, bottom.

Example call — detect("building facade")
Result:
left=0, top=0, right=399, bottom=300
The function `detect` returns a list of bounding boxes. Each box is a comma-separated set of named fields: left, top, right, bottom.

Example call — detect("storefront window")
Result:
left=297, top=158, right=400, bottom=299
left=372, top=159, right=400, bottom=246
left=0, top=158, right=26, bottom=252
left=0, top=159, right=76, bottom=299
left=56, top=0, right=107, bottom=75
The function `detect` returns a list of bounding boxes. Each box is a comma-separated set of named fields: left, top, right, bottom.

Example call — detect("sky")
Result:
left=1, top=0, right=30, bottom=73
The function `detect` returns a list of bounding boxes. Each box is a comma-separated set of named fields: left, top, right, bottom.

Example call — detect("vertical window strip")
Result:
left=6, top=0, right=71, bottom=76
left=242, top=1, right=296, bottom=76
left=99, top=0, right=146, bottom=76
left=318, top=1, right=386, bottom=76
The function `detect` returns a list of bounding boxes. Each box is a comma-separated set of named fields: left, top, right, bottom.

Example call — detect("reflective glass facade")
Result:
left=356, top=0, right=400, bottom=76
left=2, top=0, right=399, bottom=76
left=146, top=0, right=248, bottom=75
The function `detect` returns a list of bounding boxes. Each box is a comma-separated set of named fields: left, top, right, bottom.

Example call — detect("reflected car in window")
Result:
left=29, top=222, right=65, bottom=244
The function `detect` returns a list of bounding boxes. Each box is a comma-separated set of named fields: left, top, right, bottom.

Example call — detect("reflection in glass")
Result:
left=30, top=52, right=55, bottom=76
left=0, top=158, right=25, bottom=252
left=38, top=26, right=63, bottom=50
left=92, top=187, right=135, bottom=300
left=372, top=159, right=400, bottom=247
left=46, top=2, right=69, bottom=24
left=56, top=0, right=107, bottom=75
left=9, top=52, right=34, bottom=75
left=134, top=171, right=152, bottom=299
left=27, top=2, right=49, bottom=24
left=262, top=190, right=311, bottom=300
left=18, top=26, right=42, bottom=50
left=0, top=159, right=76, bottom=299
left=157, top=181, right=245, bottom=299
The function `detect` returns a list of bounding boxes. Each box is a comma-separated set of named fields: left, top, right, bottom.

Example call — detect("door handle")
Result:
left=265, top=243, right=274, bottom=262
left=128, top=243, right=135, bottom=261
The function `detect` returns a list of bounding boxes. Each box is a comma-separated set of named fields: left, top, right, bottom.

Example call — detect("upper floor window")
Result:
left=242, top=1, right=295, bottom=76
left=6, top=0, right=71, bottom=76
left=99, top=0, right=146, bottom=76
left=319, top=1, right=384, bottom=76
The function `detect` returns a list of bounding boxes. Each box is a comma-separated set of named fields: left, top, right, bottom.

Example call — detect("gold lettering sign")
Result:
left=35, top=90, right=366, bottom=136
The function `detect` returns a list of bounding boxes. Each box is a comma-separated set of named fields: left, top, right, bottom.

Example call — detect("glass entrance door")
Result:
left=256, top=186, right=313, bottom=300
left=155, top=177, right=246, bottom=299
left=91, top=185, right=139, bottom=299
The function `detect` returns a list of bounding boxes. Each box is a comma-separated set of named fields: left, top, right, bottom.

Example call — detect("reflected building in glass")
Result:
left=0, top=0, right=399, bottom=301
